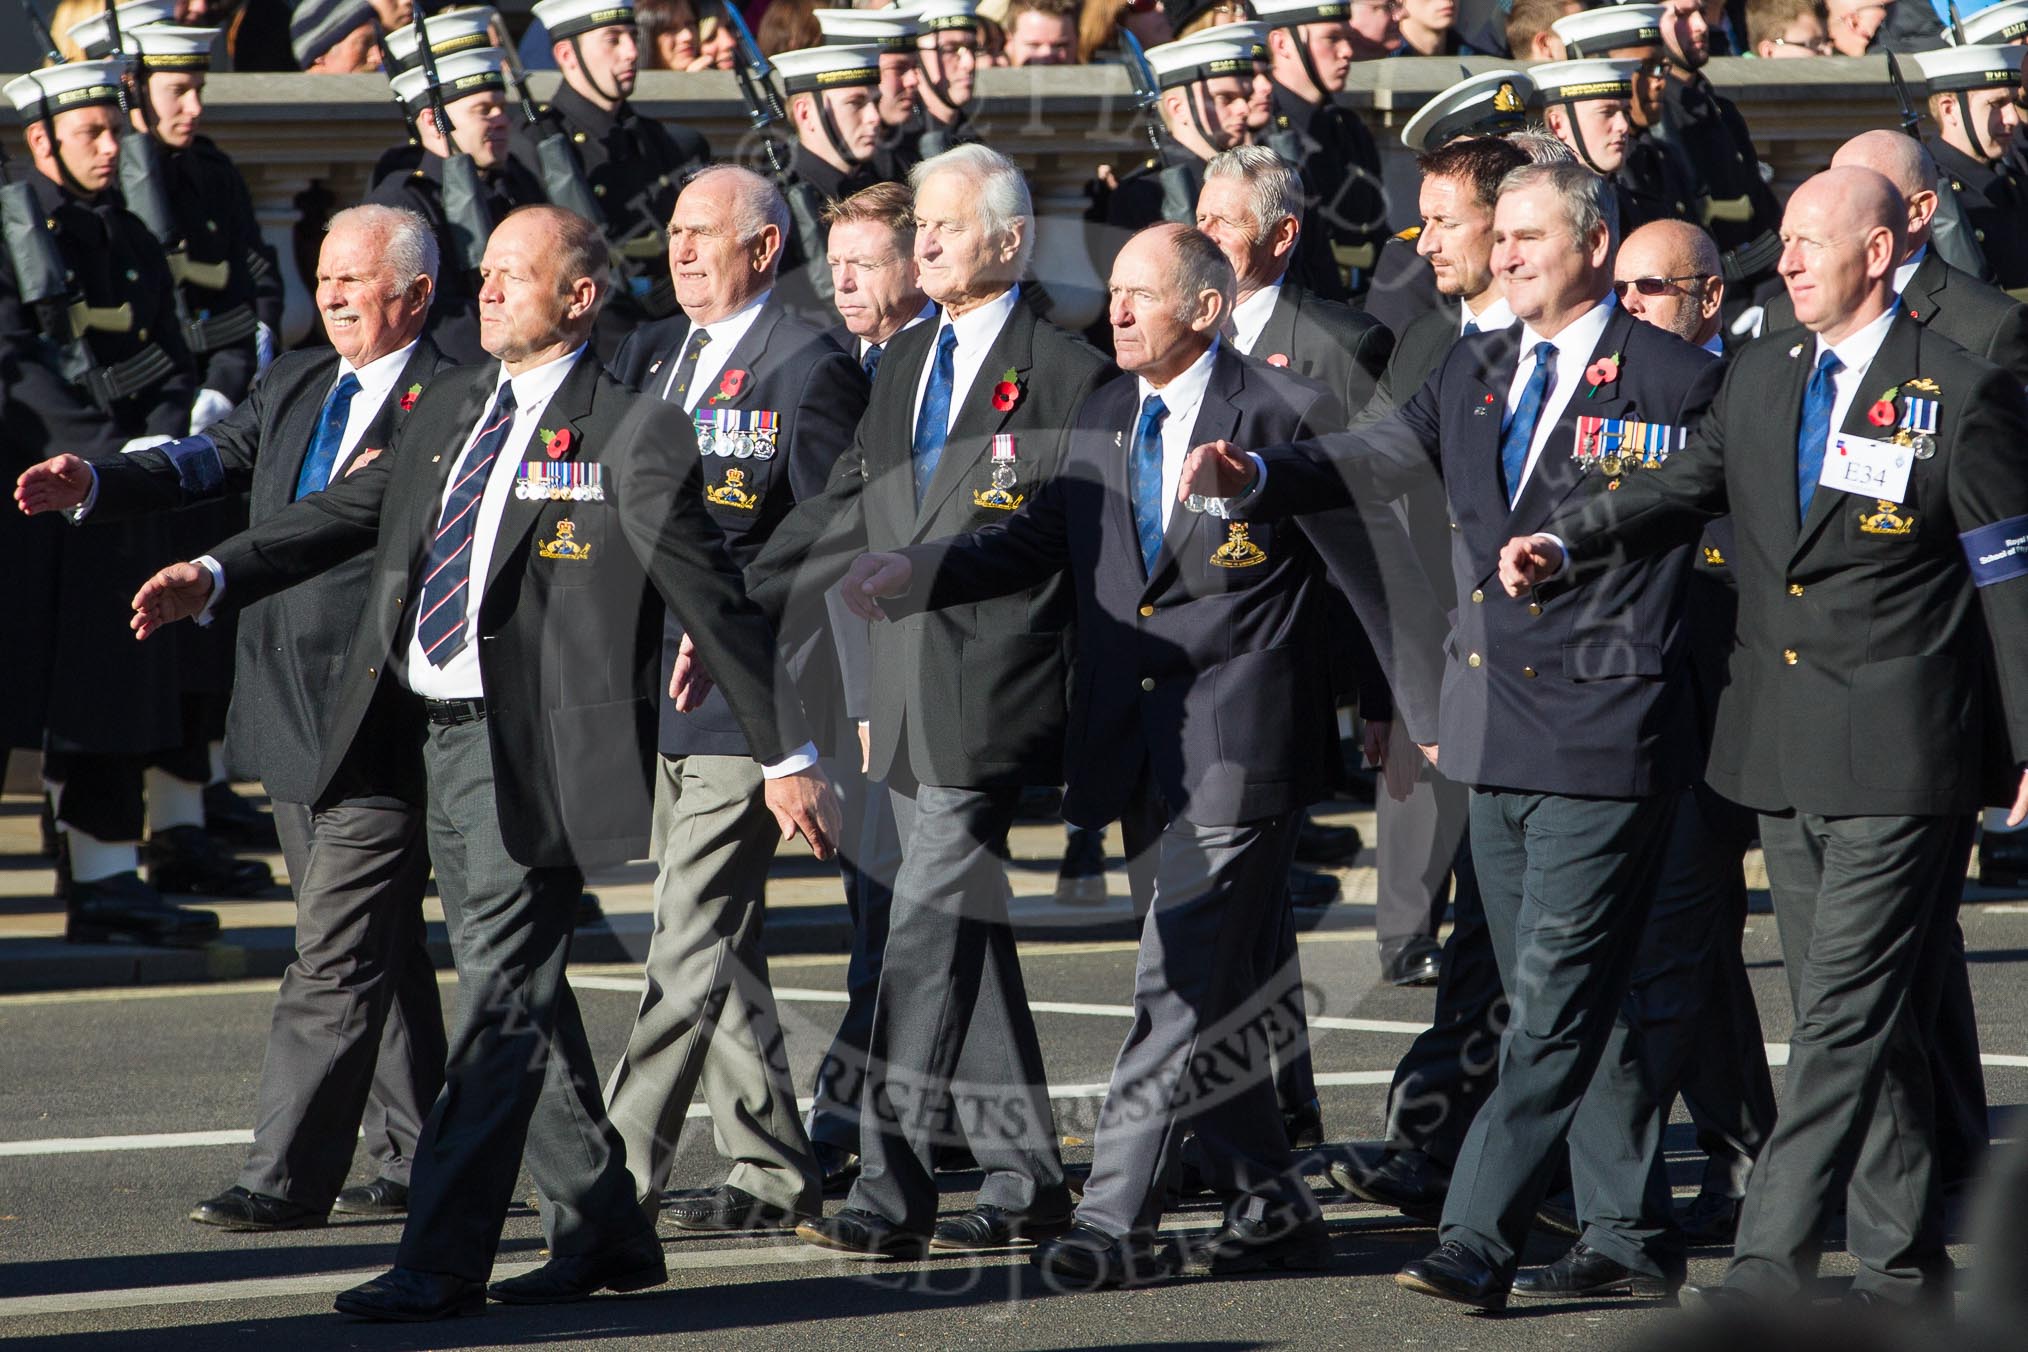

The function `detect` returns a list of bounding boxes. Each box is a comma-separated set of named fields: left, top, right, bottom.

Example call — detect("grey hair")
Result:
left=1505, top=126, right=1576, bottom=166
left=683, top=163, right=792, bottom=246
left=1160, top=224, right=1237, bottom=317
left=910, top=143, right=1035, bottom=277
left=1498, top=160, right=1619, bottom=250
left=1203, top=145, right=1304, bottom=241
left=326, top=203, right=438, bottom=297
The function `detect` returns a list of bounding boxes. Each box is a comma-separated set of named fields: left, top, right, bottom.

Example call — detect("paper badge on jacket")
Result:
left=1821, top=434, right=1913, bottom=505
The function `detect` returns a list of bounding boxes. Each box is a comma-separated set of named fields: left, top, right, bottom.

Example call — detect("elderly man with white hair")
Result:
left=739, top=144, right=1113, bottom=1259
left=18, top=203, right=458, bottom=1235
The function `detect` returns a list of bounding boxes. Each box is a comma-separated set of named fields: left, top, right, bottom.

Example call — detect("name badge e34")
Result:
left=1820, top=434, right=1913, bottom=505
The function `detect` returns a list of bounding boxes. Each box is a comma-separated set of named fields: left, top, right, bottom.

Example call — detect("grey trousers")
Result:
left=237, top=796, right=443, bottom=1206
left=1375, top=761, right=1470, bottom=947
left=396, top=716, right=649, bottom=1280
left=1383, top=831, right=1495, bottom=1165
left=1079, top=800, right=1314, bottom=1239
left=1725, top=811, right=1971, bottom=1301
left=845, top=781, right=1064, bottom=1232
left=1440, top=789, right=1681, bottom=1282
left=602, top=753, right=819, bottom=1216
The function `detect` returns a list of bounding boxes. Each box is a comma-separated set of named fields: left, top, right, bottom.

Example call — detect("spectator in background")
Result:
left=637, top=0, right=743, bottom=67
left=1005, top=0, right=1080, bottom=62
left=758, top=0, right=825, bottom=58
left=1169, top=0, right=1248, bottom=38
left=1746, top=0, right=1831, bottom=55
left=292, top=0, right=381, bottom=72
left=1822, top=0, right=1888, bottom=54
left=1390, top=0, right=1482, bottom=55
left=1507, top=0, right=1584, bottom=60
left=1346, top=0, right=1398, bottom=56
left=1079, top=0, right=1174, bottom=63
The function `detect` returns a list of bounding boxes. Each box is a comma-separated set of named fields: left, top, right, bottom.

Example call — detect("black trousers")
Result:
left=45, top=741, right=211, bottom=844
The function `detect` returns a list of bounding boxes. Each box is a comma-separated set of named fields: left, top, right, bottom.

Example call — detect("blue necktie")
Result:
left=1128, top=393, right=1168, bottom=576
left=1461, top=319, right=1481, bottom=337
left=1796, top=350, right=1843, bottom=522
left=862, top=342, right=883, bottom=383
left=1500, top=341, right=1556, bottom=505
left=415, top=382, right=518, bottom=668
left=912, top=326, right=958, bottom=505
left=293, top=371, right=361, bottom=500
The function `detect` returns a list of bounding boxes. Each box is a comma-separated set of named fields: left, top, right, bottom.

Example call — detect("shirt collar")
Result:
left=1701, top=332, right=1724, bottom=356
left=1893, top=244, right=1928, bottom=296
left=1230, top=282, right=1283, bottom=354
left=1462, top=295, right=1514, bottom=332
left=698, top=289, right=771, bottom=346
left=1814, top=298, right=1900, bottom=376
left=494, top=342, right=585, bottom=409
left=937, top=284, right=1019, bottom=351
left=1136, top=337, right=1219, bottom=413
left=1518, top=291, right=1616, bottom=359
left=338, top=338, right=419, bottom=387
left=865, top=301, right=936, bottom=357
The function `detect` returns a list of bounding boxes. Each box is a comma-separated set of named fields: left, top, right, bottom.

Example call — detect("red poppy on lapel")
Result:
left=991, top=367, right=1022, bottom=412
left=1866, top=400, right=1895, bottom=428
left=544, top=427, right=572, bottom=459
left=1266, top=353, right=1289, bottom=367
left=399, top=382, right=423, bottom=411
left=715, top=369, right=748, bottom=402
left=1584, top=353, right=1620, bottom=396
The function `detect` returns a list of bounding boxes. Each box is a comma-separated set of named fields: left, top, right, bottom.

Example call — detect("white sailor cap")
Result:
left=1950, top=1, right=2028, bottom=45
left=1911, top=41, right=2026, bottom=93
left=384, top=7, right=502, bottom=74
left=899, top=0, right=982, bottom=33
left=389, top=45, right=509, bottom=116
left=531, top=0, right=635, bottom=42
left=772, top=43, right=885, bottom=95
left=1401, top=68, right=1535, bottom=152
left=1550, top=4, right=1665, bottom=58
left=1144, top=35, right=1257, bottom=89
left=1250, top=0, right=1357, bottom=29
left=815, top=8, right=918, bottom=51
left=5, top=59, right=128, bottom=118
left=1178, top=19, right=1270, bottom=60
left=64, top=0, right=183, bottom=59
left=1530, top=57, right=1640, bottom=106
left=124, top=24, right=221, bottom=70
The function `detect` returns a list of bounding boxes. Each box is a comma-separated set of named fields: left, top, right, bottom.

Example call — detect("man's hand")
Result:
left=1177, top=439, right=1258, bottom=505
left=1371, top=719, right=1421, bottom=803
left=765, top=764, right=843, bottom=861
left=857, top=720, right=871, bottom=775
left=345, top=448, right=383, bottom=477
left=1498, top=534, right=1565, bottom=597
left=1417, top=742, right=1439, bottom=769
left=131, top=562, right=215, bottom=639
left=669, top=632, right=715, bottom=712
left=2010, top=769, right=2028, bottom=828
left=839, top=551, right=913, bottom=622
left=15, top=455, right=93, bottom=515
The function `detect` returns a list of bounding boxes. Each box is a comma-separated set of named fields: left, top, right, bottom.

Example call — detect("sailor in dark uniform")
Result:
left=367, top=6, right=501, bottom=192
left=365, top=46, right=546, bottom=363
left=1532, top=57, right=1690, bottom=236
left=512, top=0, right=712, bottom=345
left=881, top=0, right=985, bottom=177
left=1914, top=42, right=2028, bottom=293
left=816, top=7, right=922, bottom=188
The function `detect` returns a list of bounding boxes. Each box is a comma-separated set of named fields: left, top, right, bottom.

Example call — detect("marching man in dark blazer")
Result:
left=1502, top=165, right=2028, bottom=1307
left=840, top=222, right=1354, bottom=1289
left=598, top=165, right=868, bottom=1236
left=19, top=204, right=456, bottom=1234
left=127, top=206, right=840, bottom=1321
left=1180, top=161, right=1727, bottom=1310
left=737, top=145, right=1111, bottom=1258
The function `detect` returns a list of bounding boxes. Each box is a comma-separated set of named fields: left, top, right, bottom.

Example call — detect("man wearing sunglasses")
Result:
left=1614, top=223, right=1724, bottom=353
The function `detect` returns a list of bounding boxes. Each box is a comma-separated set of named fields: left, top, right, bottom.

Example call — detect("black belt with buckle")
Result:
left=424, top=697, right=487, bottom=726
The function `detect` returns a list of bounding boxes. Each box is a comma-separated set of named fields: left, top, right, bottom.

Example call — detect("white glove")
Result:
left=189, top=388, right=234, bottom=433
left=254, top=321, right=277, bottom=379
left=118, top=435, right=174, bottom=455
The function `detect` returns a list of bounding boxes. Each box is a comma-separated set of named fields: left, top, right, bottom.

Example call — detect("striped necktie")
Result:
left=414, top=382, right=518, bottom=668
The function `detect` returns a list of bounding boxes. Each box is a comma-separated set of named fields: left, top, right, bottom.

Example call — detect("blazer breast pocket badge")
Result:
left=1858, top=500, right=1917, bottom=536
left=1210, top=522, right=1267, bottom=568
left=706, top=467, right=761, bottom=510
left=972, top=433, right=1024, bottom=510
left=694, top=407, right=780, bottom=460
left=516, top=462, right=605, bottom=502
left=537, top=518, right=593, bottom=561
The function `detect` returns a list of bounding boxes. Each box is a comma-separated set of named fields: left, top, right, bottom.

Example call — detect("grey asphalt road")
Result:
left=4, top=896, right=2025, bottom=1351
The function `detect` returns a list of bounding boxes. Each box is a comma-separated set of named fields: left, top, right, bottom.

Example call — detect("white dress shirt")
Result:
left=403, top=347, right=585, bottom=700
left=861, top=302, right=935, bottom=361
left=1228, top=282, right=1282, bottom=356
left=1893, top=245, right=1927, bottom=298
left=1136, top=340, right=1218, bottom=533
left=1503, top=293, right=1619, bottom=504
left=1809, top=298, right=1900, bottom=447
left=664, top=290, right=770, bottom=412
left=1460, top=295, right=1515, bottom=334
left=910, top=284, right=1020, bottom=437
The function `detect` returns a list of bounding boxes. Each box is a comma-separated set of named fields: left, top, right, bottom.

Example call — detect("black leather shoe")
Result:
left=1287, top=866, right=1342, bottom=909
left=189, top=1186, right=325, bottom=1232
left=335, top=1267, right=486, bottom=1322
left=812, top=1142, right=861, bottom=1196
left=1188, top=1209, right=1333, bottom=1275
left=332, top=1177, right=409, bottom=1217
left=1514, top=1242, right=1676, bottom=1299
left=487, top=1234, right=666, bottom=1304
left=574, top=891, right=604, bottom=928
left=1328, top=1145, right=1447, bottom=1223
left=1031, top=1222, right=1180, bottom=1292
left=1678, top=1188, right=1743, bottom=1246
left=932, top=1196, right=1075, bottom=1251
left=1381, top=935, right=1443, bottom=987
left=146, top=825, right=274, bottom=897
left=795, top=1207, right=930, bottom=1259
left=1283, top=1097, right=1325, bottom=1152
left=69, top=873, right=220, bottom=948
left=1534, top=1191, right=1581, bottom=1238
left=1397, top=1240, right=1508, bottom=1311
left=1054, top=826, right=1108, bottom=904
left=664, top=1184, right=807, bottom=1233
left=1295, top=815, right=1365, bottom=865
left=203, top=782, right=280, bottom=849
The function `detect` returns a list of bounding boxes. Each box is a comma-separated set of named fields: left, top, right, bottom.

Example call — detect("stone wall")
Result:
left=4, top=57, right=1908, bottom=339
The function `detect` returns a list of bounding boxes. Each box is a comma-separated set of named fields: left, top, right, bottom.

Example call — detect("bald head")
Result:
left=1831, top=130, right=1939, bottom=254
left=1615, top=220, right=1724, bottom=347
left=1778, top=168, right=1903, bottom=343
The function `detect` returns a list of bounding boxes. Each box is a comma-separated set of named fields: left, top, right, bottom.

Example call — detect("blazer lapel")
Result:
left=1902, top=251, right=1947, bottom=329
left=1248, top=285, right=1300, bottom=366
left=694, top=307, right=779, bottom=411
left=1794, top=312, right=1920, bottom=559
left=913, top=301, right=1031, bottom=536
left=484, top=352, right=602, bottom=600
left=271, top=353, right=340, bottom=509
left=1504, top=307, right=1634, bottom=539
left=1146, top=349, right=1241, bottom=593
left=340, top=341, right=437, bottom=478
left=864, top=321, right=933, bottom=547
left=1449, top=331, right=1521, bottom=554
